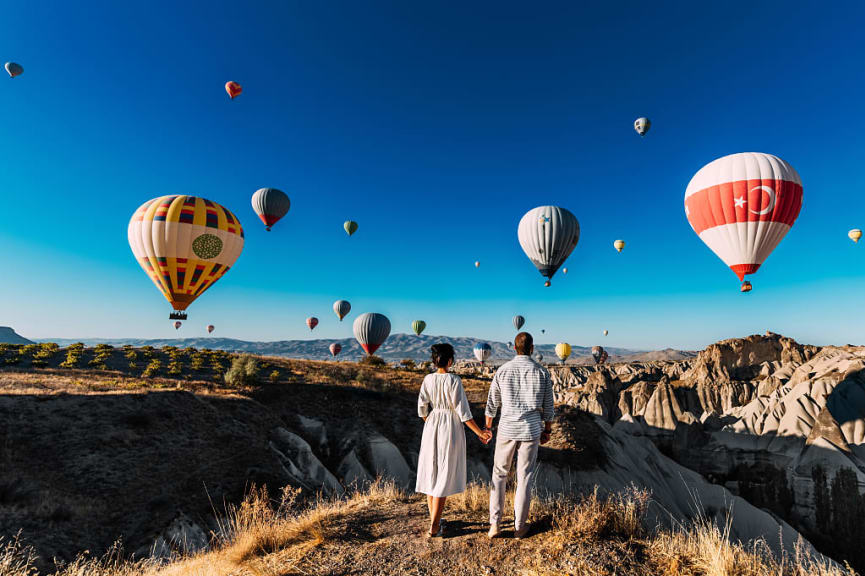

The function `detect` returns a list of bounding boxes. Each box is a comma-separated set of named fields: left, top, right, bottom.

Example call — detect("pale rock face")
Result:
left=337, top=448, right=375, bottom=488
left=365, top=433, right=415, bottom=489
left=147, top=513, right=209, bottom=559
left=269, top=427, right=344, bottom=495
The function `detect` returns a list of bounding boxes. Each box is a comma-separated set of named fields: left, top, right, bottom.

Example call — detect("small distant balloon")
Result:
left=849, top=229, right=862, bottom=243
left=603, top=329, right=608, bottom=337
left=225, top=81, right=242, bottom=99
left=474, top=261, right=480, bottom=268
left=473, top=343, right=492, bottom=365
left=634, top=117, right=650, bottom=136
left=412, top=320, right=426, bottom=336
left=562, top=268, right=568, bottom=274
left=518, top=206, right=579, bottom=287
left=207, top=324, right=215, bottom=334
left=174, top=321, right=182, bottom=330
left=513, top=315, right=525, bottom=330
left=333, top=300, right=351, bottom=321
left=306, top=317, right=319, bottom=330
left=614, top=240, right=625, bottom=253
left=329, top=343, right=342, bottom=358
left=5, top=62, right=23, bottom=78
left=344, top=221, right=358, bottom=236
left=555, top=342, right=571, bottom=364
left=541, top=329, right=545, bottom=334
left=251, top=188, right=290, bottom=231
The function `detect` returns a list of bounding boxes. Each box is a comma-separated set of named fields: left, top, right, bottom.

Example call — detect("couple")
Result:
left=415, top=332, right=554, bottom=538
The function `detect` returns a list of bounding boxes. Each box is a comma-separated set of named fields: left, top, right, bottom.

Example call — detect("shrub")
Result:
left=190, top=353, right=205, bottom=371
left=360, top=355, right=387, bottom=368
left=34, top=343, right=59, bottom=360
left=399, top=359, right=416, bottom=370
left=125, top=349, right=138, bottom=361
left=142, top=359, right=162, bottom=378
left=269, top=370, right=280, bottom=384
left=224, top=355, right=259, bottom=388
left=59, top=345, right=84, bottom=368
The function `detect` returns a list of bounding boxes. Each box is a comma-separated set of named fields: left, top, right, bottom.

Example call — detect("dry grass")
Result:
left=1, top=481, right=857, bottom=576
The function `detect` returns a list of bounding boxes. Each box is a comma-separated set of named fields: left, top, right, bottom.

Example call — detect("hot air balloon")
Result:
left=685, top=153, right=802, bottom=291
left=537, top=353, right=544, bottom=363
left=474, top=261, right=480, bottom=268
left=634, top=117, right=650, bottom=136
left=412, top=320, right=426, bottom=336
left=555, top=342, right=571, bottom=364
left=207, top=324, right=215, bottom=334
left=562, top=268, right=568, bottom=274
left=306, top=317, right=319, bottom=330
left=591, top=346, right=607, bottom=365
left=5, top=62, right=23, bottom=78
left=128, top=196, right=244, bottom=320
left=508, top=341, right=513, bottom=348
left=849, top=229, right=862, bottom=243
left=225, top=81, right=242, bottom=99
left=333, top=300, right=351, bottom=321
left=518, top=206, right=580, bottom=287
left=513, top=315, right=525, bottom=330
left=541, top=329, right=545, bottom=334
left=353, top=313, right=391, bottom=355
left=614, top=240, right=625, bottom=253
left=329, top=343, right=342, bottom=358
left=473, top=343, right=491, bottom=365
left=174, top=321, right=182, bottom=330
left=344, top=221, right=358, bottom=236
left=603, top=329, right=608, bottom=337
left=251, top=188, right=290, bottom=231
left=741, top=281, right=753, bottom=293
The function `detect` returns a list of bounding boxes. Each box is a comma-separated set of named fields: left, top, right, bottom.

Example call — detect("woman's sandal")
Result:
left=426, top=520, right=445, bottom=538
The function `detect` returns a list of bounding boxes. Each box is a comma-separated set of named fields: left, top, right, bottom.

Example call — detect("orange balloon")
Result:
left=225, top=81, right=242, bottom=99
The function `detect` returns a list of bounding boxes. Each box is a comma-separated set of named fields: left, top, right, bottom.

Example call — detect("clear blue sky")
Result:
left=1, top=1, right=864, bottom=350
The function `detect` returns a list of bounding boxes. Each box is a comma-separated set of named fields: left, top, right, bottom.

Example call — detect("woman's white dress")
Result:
left=415, top=372, right=474, bottom=497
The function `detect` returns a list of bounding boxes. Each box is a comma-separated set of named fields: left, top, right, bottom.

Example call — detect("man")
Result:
left=484, top=331, right=554, bottom=538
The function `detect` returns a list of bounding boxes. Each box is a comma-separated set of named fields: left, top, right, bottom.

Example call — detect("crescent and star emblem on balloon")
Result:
left=734, top=186, right=776, bottom=214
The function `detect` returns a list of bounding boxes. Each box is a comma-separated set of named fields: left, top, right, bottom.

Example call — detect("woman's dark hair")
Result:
left=430, top=343, right=455, bottom=368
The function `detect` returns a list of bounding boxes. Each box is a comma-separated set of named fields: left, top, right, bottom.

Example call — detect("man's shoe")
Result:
left=487, top=524, right=501, bottom=538
left=514, top=525, right=530, bottom=539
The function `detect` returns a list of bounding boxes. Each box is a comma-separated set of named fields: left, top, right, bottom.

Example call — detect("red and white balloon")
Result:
left=684, top=152, right=802, bottom=289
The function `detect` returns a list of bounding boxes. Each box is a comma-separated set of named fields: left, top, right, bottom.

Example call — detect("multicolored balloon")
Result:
left=344, top=221, right=358, bottom=236
left=634, top=117, right=650, bottom=136
left=849, top=229, right=862, bottom=243
left=614, top=240, right=625, bottom=253
left=473, top=343, right=491, bottom=365
left=306, top=317, right=319, bottom=330
left=128, top=196, right=244, bottom=318
left=513, top=315, right=525, bottom=330
left=685, top=153, right=802, bottom=291
left=412, top=320, right=426, bottom=335
left=562, top=267, right=568, bottom=274
left=591, top=345, right=608, bottom=365
left=329, top=342, right=342, bottom=358
left=353, top=312, right=391, bottom=355
left=5, top=62, right=23, bottom=78
left=518, top=206, right=580, bottom=287
left=225, top=81, right=242, bottom=99
left=251, top=188, right=290, bottom=231
left=333, top=300, right=351, bottom=321
left=174, top=321, right=182, bottom=330
left=555, top=342, right=571, bottom=364
left=474, top=261, right=480, bottom=268
left=207, top=324, right=215, bottom=334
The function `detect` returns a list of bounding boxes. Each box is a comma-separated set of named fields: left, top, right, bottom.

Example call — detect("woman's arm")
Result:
left=464, top=418, right=491, bottom=443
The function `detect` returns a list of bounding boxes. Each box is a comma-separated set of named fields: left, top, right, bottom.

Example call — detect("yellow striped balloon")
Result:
left=555, top=342, right=571, bottom=363
left=128, top=195, right=244, bottom=315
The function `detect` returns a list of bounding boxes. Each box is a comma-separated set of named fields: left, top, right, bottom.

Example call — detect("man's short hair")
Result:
left=514, top=332, right=533, bottom=355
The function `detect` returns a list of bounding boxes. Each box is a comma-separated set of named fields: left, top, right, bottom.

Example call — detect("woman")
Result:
left=416, top=343, right=492, bottom=537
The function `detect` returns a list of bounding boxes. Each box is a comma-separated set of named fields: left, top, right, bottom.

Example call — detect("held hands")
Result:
left=479, top=428, right=493, bottom=445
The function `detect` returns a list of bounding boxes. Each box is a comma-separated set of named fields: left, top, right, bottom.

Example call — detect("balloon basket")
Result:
left=169, top=311, right=188, bottom=320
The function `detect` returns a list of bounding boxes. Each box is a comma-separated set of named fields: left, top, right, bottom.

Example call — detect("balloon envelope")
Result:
left=849, top=229, right=862, bottom=243
left=614, top=239, right=625, bottom=252
left=225, top=81, right=242, bottom=99
left=251, top=188, right=290, bottom=230
left=473, top=343, right=491, bottom=363
left=555, top=342, right=571, bottom=362
left=128, top=196, right=244, bottom=315
left=412, top=320, right=426, bottom=335
left=353, top=313, right=391, bottom=355
left=329, top=343, right=342, bottom=357
left=591, top=345, right=606, bottom=364
left=207, top=325, right=215, bottom=334
left=685, top=153, right=802, bottom=284
left=333, top=300, right=351, bottom=321
left=174, top=321, right=182, bottom=330
left=474, top=261, right=480, bottom=268
left=518, top=206, right=580, bottom=285
left=306, top=317, right=319, bottom=330
left=634, top=117, right=650, bottom=136
left=5, top=62, right=22, bottom=78
left=344, top=221, right=358, bottom=236
left=603, top=330, right=608, bottom=337
left=513, top=315, right=525, bottom=330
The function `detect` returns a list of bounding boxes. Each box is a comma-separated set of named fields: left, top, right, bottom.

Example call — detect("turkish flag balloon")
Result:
left=684, top=153, right=802, bottom=282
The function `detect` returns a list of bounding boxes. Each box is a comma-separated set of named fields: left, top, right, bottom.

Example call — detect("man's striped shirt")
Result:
left=485, top=355, right=555, bottom=441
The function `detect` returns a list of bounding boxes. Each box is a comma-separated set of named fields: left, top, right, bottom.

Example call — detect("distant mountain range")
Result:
left=32, top=332, right=693, bottom=363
